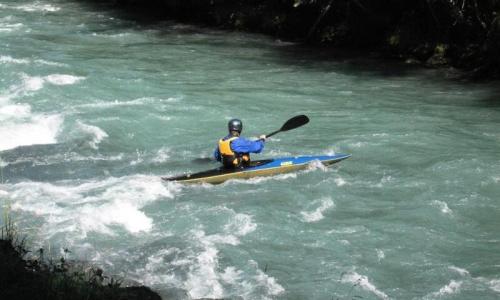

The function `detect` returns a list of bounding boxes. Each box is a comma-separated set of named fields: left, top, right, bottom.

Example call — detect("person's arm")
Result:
left=231, top=137, right=265, bottom=154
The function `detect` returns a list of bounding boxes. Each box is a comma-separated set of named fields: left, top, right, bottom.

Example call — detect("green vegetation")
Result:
left=100, top=0, right=500, bottom=78
left=0, top=215, right=161, bottom=300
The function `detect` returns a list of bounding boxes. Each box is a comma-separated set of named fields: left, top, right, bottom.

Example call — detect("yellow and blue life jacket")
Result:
left=218, top=137, right=250, bottom=168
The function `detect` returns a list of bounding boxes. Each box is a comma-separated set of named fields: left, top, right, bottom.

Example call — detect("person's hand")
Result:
left=259, top=135, right=266, bottom=141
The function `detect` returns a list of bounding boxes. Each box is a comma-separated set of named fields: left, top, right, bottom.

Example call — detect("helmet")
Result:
left=228, top=118, right=243, bottom=133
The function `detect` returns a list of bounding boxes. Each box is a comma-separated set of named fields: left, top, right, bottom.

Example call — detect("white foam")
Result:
left=22, top=75, right=45, bottom=92
left=14, top=3, right=61, bottom=12
left=307, top=159, right=329, bottom=171
left=432, top=200, right=452, bottom=214
left=0, top=114, right=63, bottom=151
left=1, top=75, right=39, bottom=103
left=136, top=248, right=183, bottom=285
left=0, top=23, right=23, bottom=33
left=328, top=225, right=367, bottom=235
left=130, top=149, right=145, bottom=166
left=186, top=230, right=225, bottom=299
left=224, top=260, right=285, bottom=299
left=13, top=74, right=84, bottom=96
left=223, top=213, right=257, bottom=236
left=76, top=121, right=108, bottom=149
left=350, top=141, right=367, bottom=148
left=342, top=272, right=389, bottom=299
left=7, top=175, right=179, bottom=238
left=324, top=147, right=337, bottom=156
left=45, top=74, right=84, bottom=85
left=449, top=266, right=469, bottom=276
left=301, top=197, right=334, bottom=223
left=76, top=97, right=178, bottom=109
left=253, top=267, right=285, bottom=297
left=488, top=279, right=500, bottom=292
left=431, top=280, right=462, bottom=297
left=376, top=249, right=385, bottom=261
left=0, top=73, right=86, bottom=150
left=335, top=177, right=348, bottom=186
left=0, top=103, right=31, bottom=119
left=185, top=225, right=283, bottom=299
left=90, top=32, right=131, bottom=39
left=209, top=234, right=242, bottom=246
left=225, top=172, right=297, bottom=185
left=130, top=225, right=283, bottom=299
left=0, top=55, right=29, bottom=64
left=34, top=59, right=66, bottom=67
left=220, top=266, right=243, bottom=285
left=151, top=147, right=170, bottom=164
left=80, top=201, right=152, bottom=234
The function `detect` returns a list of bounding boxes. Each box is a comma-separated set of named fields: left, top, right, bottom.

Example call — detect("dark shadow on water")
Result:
left=72, top=0, right=500, bottom=107
left=475, top=92, right=500, bottom=108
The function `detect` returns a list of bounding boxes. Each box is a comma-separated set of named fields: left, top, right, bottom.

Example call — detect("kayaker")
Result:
left=214, top=118, right=266, bottom=168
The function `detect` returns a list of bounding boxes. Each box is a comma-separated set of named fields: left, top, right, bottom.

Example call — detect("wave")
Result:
left=76, top=121, right=108, bottom=150
left=151, top=147, right=171, bottom=164
left=223, top=212, right=257, bottom=237
left=45, top=74, right=84, bottom=85
left=488, top=279, right=500, bottom=292
left=127, top=211, right=281, bottom=300
left=13, top=3, right=61, bottom=12
left=223, top=172, right=297, bottom=185
left=427, top=280, right=462, bottom=298
left=0, top=55, right=30, bottom=64
left=0, top=73, right=85, bottom=151
left=301, top=197, right=335, bottom=223
left=185, top=230, right=283, bottom=299
left=0, top=22, right=23, bottom=33
left=341, top=272, right=388, bottom=299
left=432, top=200, right=452, bottom=214
left=0, top=113, right=63, bottom=151
left=0, top=55, right=65, bottom=66
left=5, top=175, right=180, bottom=239
left=75, top=97, right=179, bottom=109
left=3, top=73, right=85, bottom=101
left=449, top=266, right=470, bottom=276
left=334, top=177, right=348, bottom=186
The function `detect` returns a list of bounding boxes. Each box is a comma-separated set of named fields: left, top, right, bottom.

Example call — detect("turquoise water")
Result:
left=1, top=0, right=500, bottom=299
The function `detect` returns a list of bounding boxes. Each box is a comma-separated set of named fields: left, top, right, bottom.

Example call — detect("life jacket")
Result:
left=219, top=136, right=250, bottom=168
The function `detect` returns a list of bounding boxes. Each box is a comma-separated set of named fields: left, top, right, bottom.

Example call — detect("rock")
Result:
left=120, top=286, right=162, bottom=300
left=426, top=44, right=449, bottom=66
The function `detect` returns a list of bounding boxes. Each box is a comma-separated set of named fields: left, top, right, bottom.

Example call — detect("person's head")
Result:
left=227, top=118, right=242, bottom=136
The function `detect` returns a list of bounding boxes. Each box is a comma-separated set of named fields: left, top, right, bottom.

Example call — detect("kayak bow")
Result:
left=163, top=153, right=350, bottom=184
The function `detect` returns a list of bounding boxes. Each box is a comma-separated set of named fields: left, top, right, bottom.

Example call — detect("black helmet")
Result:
left=228, top=118, right=243, bottom=133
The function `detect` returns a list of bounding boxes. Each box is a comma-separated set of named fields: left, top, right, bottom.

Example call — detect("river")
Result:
left=1, top=0, right=500, bottom=299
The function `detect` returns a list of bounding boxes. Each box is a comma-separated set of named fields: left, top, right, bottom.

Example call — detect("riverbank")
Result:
left=84, top=0, right=500, bottom=79
left=0, top=222, right=162, bottom=300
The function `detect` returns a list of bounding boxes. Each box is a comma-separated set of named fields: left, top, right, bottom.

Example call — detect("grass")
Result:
left=0, top=214, right=162, bottom=300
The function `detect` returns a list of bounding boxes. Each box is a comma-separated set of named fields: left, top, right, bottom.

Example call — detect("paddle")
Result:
left=192, top=115, right=309, bottom=164
left=264, top=114, right=309, bottom=139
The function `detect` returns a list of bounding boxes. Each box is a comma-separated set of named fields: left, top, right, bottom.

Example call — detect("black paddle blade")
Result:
left=280, top=115, right=309, bottom=131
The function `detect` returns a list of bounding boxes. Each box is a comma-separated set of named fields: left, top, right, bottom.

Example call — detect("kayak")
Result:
left=162, top=153, right=351, bottom=184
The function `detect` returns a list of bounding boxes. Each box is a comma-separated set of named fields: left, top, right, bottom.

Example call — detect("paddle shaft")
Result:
left=264, top=115, right=309, bottom=139
left=265, top=129, right=281, bottom=139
